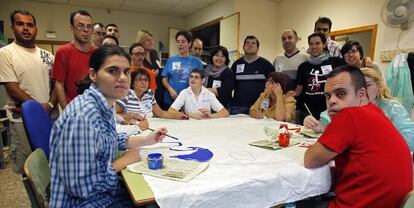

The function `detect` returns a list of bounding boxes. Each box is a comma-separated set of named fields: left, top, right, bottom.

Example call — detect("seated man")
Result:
left=168, top=69, right=229, bottom=119
left=304, top=65, right=412, bottom=207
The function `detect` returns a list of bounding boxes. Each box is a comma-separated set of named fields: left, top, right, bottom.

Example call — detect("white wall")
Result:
left=275, top=0, right=414, bottom=68
left=234, top=0, right=278, bottom=62
left=185, top=0, right=235, bottom=29
left=0, top=0, right=186, bottom=50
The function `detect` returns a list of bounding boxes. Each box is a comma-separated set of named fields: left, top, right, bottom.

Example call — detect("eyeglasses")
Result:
left=74, top=23, right=93, bottom=30
left=190, top=75, right=201, bottom=79
left=132, top=52, right=145, bottom=56
left=192, top=47, right=202, bottom=51
left=344, top=49, right=359, bottom=57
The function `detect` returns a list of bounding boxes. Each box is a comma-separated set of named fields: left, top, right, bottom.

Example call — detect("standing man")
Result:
left=191, top=38, right=207, bottom=65
left=53, top=10, right=95, bottom=109
left=91, top=22, right=104, bottom=48
left=105, top=23, right=119, bottom=39
left=314, top=17, right=341, bottom=58
left=129, top=43, right=156, bottom=92
left=230, top=35, right=275, bottom=114
left=304, top=65, right=412, bottom=207
left=0, top=9, right=55, bottom=173
left=273, top=29, right=309, bottom=90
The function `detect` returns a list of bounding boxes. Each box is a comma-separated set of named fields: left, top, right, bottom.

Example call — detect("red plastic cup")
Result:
left=278, top=133, right=290, bottom=147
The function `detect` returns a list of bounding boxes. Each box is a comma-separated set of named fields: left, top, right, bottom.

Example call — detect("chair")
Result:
left=24, top=148, right=50, bottom=208
left=401, top=191, right=414, bottom=208
left=21, top=99, right=52, bottom=159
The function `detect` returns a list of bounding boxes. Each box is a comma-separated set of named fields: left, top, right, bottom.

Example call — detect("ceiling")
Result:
left=26, top=0, right=220, bottom=17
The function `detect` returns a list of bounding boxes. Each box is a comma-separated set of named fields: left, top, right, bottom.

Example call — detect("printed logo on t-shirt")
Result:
left=236, top=64, right=245, bottom=73
left=320, top=65, right=333, bottom=75
left=212, top=80, right=221, bottom=88
left=275, top=63, right=283, bottom=72
left=172, top=62, right=181, bottom=71
left=306, top=68, right=326, bottom=93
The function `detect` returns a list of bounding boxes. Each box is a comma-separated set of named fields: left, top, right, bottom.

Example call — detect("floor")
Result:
left=0, top=148, right=31, bottom=208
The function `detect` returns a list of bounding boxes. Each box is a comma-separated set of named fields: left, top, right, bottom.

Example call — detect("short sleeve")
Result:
left=318, top=110, right=356, bottom=154
left=170, top=91, right=186, bottom=111
left=0, top=49, right=17, bottom=83
left=210, top=92, right=224, bottom=112
left=296, top=62, right=307, bottom=85
left=161, top=58, right=172, bottom=77
left=52, top=47, right=68, bottom=81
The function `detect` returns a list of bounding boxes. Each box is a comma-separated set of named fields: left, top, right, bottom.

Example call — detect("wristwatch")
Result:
left=47, top=102, right=54, bottom=109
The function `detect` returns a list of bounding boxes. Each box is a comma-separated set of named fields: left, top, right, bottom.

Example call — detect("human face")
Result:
left=11, top=13, right=37, bottom=48
left=189, top=73, right=203, bottom=88
left=91, top=24, right=105, bottom=47
left=89, top=55, right=130, bottom=105
left=344, top=45, right=362, bottom=67
left=71, top=14, right=93, bottom=44
left=191, top=39, right=203, bottom=58
left=102, top=38, right=117, bottom=46
left=142, top=34, right=154, bottom=50
left=281, top=31, right=298, bottom=54
left=315, top=23, right=330, bottom=38
left=133, top=74, right=149, bottom=95
left=176, top=35, right=190, bottom=56
left=308, top=36, right=325, bottom=57
left=243, top=38, right=259, bottom=55
left=106, top=26, right=119, bottom=38
left=131, top=46, right=145, bottom=66
left=365, top=76, right=378, bottom=102
left=324, top=72, right=366, bottom=119
left=212, top=50, right=226, bottom=68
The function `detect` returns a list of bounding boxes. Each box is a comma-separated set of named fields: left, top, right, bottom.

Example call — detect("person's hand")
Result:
left=169, top=89, right=178, bottom=100
left=271, top=83, right=283, bottom=98
left=188, top=112, right=205, bottom=119
left=41, top=103, right=52, bottom=113
left=250, top=111, right=264, bottom=119
left=138, top=119, right=149, bottom=131
left=120, top=148, right=141, bottom=166
left=303, top=115, right=323, bottom=132
left=198, top=108, right=212, bottom=118
left=144, top=127, right=167, bottom=145
left=131, top=113, right=145, bottom=121
left=175, top=112, right=189, bottom=120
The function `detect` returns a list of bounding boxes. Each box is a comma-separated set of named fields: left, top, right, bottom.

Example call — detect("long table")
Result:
left=122, top=115, right=331, bottom=207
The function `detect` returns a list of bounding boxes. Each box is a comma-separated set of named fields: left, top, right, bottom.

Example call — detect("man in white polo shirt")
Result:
left=168, top=69, right=229, bottom=119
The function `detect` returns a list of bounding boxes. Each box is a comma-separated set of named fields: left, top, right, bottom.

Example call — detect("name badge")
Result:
left=172, top=62, right=181, bottom=70
left=260, top=98, right=269, bottom=110
left=236, top=64, right=245, bottom=73
left=275, top=63, right=283, bottom=72
left=321, top=65, right=333, bottom=75
left=212, top=80, right=222, bottom=88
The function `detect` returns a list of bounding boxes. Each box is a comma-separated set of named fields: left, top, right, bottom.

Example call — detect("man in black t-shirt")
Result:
left=230, top=35, right=275, bottom=114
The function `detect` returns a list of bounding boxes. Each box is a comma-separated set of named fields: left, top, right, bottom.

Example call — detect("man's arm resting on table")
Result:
left=304, top=142, right=337, bottom=168
left=54, top=80, right=68, bottom=109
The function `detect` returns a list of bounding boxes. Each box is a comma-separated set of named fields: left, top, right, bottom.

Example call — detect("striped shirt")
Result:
left=49, top=84, right=129, bottom=207
left=116, top=89, right=156, bottom=118
left=327, top=38, right=342, bottom=58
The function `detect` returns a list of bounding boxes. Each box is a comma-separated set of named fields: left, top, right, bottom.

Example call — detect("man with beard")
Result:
left=230, top=35, right=275, bottom=115
left=53, top=10, right=96, bottom=108
left=0, top=9, right=55, bottom=173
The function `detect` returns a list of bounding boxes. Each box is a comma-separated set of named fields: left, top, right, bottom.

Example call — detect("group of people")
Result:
left=1, top=8, right=414, bottom=208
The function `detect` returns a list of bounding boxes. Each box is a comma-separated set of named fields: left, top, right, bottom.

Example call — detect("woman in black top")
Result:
left=204, top=46, right=235, bottom=108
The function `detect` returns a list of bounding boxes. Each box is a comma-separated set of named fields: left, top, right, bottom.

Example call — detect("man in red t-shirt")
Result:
left=304, top=65, right=413, bottom=208
left=53, top=10, right=96, bottom=108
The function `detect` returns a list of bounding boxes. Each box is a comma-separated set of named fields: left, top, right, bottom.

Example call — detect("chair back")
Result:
left=401, top=191, right=414, bottom=208
left=21, top=99, right=52, bottom=159
left=24, top=148, right=50, bottom=208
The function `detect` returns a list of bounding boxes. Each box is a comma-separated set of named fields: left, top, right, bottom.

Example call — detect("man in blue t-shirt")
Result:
left=230, top=35, right=275, bottom=114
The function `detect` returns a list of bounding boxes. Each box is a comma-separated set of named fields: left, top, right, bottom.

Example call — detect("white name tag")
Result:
left=212, top=80, right=222, bottom=88
left=172, top=62, right=181, bottom=70
left=321, top=65, right=333, bottom=75
left=260, top=98, right=269, bottom=110
left=275, top=63, right=283, bottom=72
left=236, top=64, right=245, bottom=73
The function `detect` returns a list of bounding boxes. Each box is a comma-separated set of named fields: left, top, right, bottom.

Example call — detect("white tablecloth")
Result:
left=138, top=115, right=331, bottom=208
